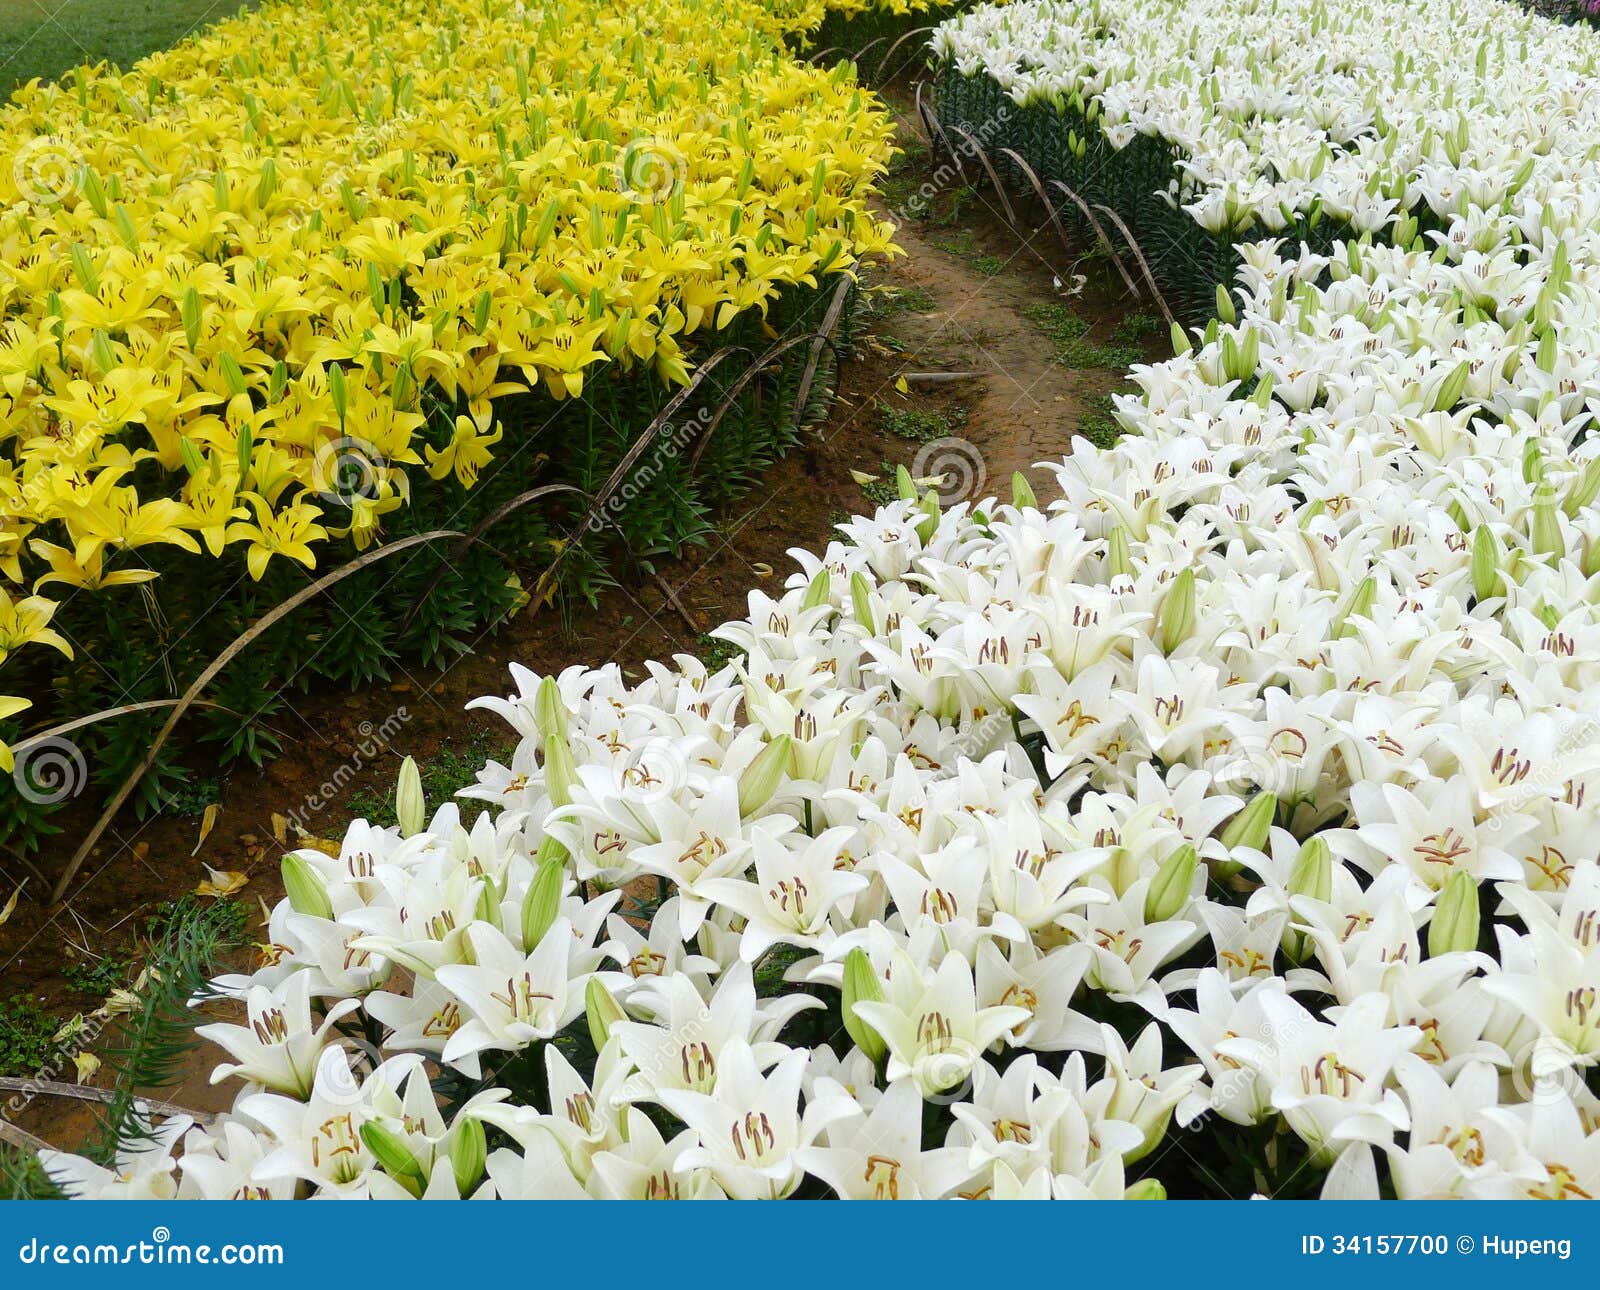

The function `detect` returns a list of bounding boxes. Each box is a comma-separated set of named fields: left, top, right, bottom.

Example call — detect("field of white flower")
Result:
left=32, top=0, right=1600, bottom=1200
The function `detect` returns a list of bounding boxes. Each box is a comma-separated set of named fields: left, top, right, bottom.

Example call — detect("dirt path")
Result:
left=0, top=95, right=1167, bottom=1153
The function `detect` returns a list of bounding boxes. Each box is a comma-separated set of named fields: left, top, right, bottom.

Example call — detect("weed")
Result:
left=879, top=400, right=969, bottom=443
left=0, top=995, right=58, bottom=1076
left=694, top=633, right=743, bottom=672
left=1080, top=391, right=1127, bottom=449
left=1025, top=302, right=1142, bottom=370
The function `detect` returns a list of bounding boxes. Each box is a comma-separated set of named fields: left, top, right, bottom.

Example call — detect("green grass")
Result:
left=871, top=285, right=935, bottom=317
left=343, top=731, right=516, bottom=826
left=1080, top=391, right=1126, bottom=449
left=0, top=994, right=58, bottom=1076
left=879, top=400, right=968, bottom=443
left=1025, top=302, right=1144, bottom=371
left=694, top=632, right=742, bottom=672
left=1, top=0, right=259, bottom=99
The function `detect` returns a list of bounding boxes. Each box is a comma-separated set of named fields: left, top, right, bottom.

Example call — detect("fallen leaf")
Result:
left=297, top=835, right=342, bottom=859
left=894, top=375, right=910, bottom=393
left=848, top=469, right=879, bottom=486
left=0, top=880, right=23, bottom=927
left=190, top=803, right=221, bottom=856
left=73, top=1052, right=101, bottom=1084
left=751, top=562, right=774, bottom=577
left=270, top=813, right=290, bottom=846
left=195, top=865, right=250, bottom=898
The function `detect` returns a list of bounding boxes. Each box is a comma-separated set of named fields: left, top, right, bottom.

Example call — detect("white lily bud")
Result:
left=1220, top=791, right=1277, bottom=853
left=586, top=977, right=626, bottom=1052
left=280, top=852, right=333, bottom=921
left=449, top=1116, right=487, bottom=1196
left=1429, top=871, right=1480, bottom=957
left=520, top=853, right=566, bottom=950
left=801, top=568, right=831, bottom=611
left=1145, top=843, right=1198, bottom=924
left=1159, top=568, right=1196, bottom=654
left=841, top=947, right=888, bottom=1067
left=395, top=755, right=425, bottom=838
left=850, top=571, right=875, bottom=634
left=738, top=734, right=792, bottom=817
left=361, top=1122, right=425, bottom=1193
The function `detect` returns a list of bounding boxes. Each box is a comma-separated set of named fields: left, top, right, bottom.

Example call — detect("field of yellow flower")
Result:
left=0, top=0, right=906, bottom=839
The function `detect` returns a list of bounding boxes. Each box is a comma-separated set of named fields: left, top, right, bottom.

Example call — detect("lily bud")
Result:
left=1429, top=871, right=1480, bottom=957
left=1220, top=791, right=1277, bottom=853
left=1333, top=575, right=1376, bottom=639
left=361, top=1122, right=425, bottom=1191
left=1470, top=524, right=1500, bottom=602
left=534, top=675, right=569, bottom=744
left=281, top=852, right=333, bottom=921
left=1011, top=471, right=1037, bottom=511
left=738, top=734, right=792, bottom=817
left=395, top=755, right=425, bottom=838
left=449, top=1116, right=487, bottom=1196
left=1563, top=457, right=1600, bottom=518
left=1144, top=843, right=1198, bottom=924
left=1532, top=491, right=1564, bottom=560
left=915, top=490, right=940, bottom=544
left=1287, top=836, right=1333, bottom=903
left=850, top=570, right=876, bottom=634
left=801, top=568, right=831, bottom=611
left=1124, top=1178, right=1167, bottom=1200
left=1159, top=568, right=1196, bottom=654
left=1215, top=283, right=1236, bottom=324
left=586, top=976, right=626, bottom=1052
left=521, top=854, right=566, bottom=950
left=841, top=948, right=887, bottom=1066
left=895, top=464, right=916, bottom=502
left=542, top=730, right=578, bottom=808
left=1106, top=525, right=1132, bottom=580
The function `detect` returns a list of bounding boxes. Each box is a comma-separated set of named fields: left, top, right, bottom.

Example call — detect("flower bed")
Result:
left=0, top=0, right=898, bottom=841
left=27, top=0, right=1600, bottom=1201
left=931, top=0, right=1600, bottom=315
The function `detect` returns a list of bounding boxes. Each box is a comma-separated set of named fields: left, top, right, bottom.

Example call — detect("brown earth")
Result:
left=0, top=83, right=1169, bottom=1153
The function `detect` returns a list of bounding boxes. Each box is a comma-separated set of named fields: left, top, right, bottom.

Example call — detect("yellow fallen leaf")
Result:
left=190, top=803, right=221, bottom=856
left=297, top=835, right=343, bottom=858
left=74, top=1052, right=101, bottom=1084
left=0, top=880, right=22, bottom=927
left=100, top=989, right=141, bottom=1018
left=270, top=812, right=290, bottom=846
left=751, top=562, right=774, bottom=577
left=894, top=375, right=909, bottom=393
left=195, top=865, right=250, bottom=898
left=848, top=469, right=879, bottom=486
